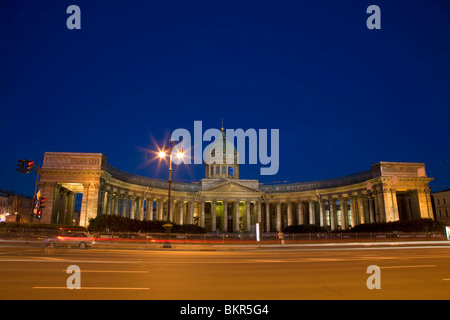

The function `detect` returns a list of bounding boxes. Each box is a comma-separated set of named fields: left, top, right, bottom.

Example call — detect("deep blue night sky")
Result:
left=1, top=0, right=450, bottom=197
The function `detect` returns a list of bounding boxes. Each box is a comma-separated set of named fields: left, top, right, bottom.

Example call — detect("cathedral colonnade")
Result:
left=38, top=153, right=434, bottom=232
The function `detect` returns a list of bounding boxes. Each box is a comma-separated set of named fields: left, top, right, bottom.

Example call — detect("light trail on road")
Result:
left=0, top=243, right=449, bottom=300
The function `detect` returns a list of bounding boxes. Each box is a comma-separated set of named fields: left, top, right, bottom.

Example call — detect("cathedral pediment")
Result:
left=200, top=179, right=262, bottom=196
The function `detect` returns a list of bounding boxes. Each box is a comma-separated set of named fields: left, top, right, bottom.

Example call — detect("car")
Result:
left=43, top=231, right=95, bottom=249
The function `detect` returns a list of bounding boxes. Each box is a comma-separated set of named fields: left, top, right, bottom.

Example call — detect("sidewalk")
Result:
left=2, top=238, right=450, bottom=251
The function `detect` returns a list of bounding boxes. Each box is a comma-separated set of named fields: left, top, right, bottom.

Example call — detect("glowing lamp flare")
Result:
left=158, top=151, right=166, bottom=158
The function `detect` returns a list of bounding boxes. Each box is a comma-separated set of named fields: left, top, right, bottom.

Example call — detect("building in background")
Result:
left=0, top=190, right=34, bottom=223
left=432, top=190, right=450, bottom=225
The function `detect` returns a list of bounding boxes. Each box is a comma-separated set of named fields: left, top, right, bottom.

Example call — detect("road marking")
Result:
left=62, top=269, right=149, bottom=273
left=308, top=258, right=346, bottom=262
left=32, top=286, right=150, bottom=290
left=380, top=265, right=436, bottom=269
left=36, top=257, right=67, bottom=261
left=249, top=259, right=288, bottom=263
left=0, top=259, right=135, bottom=264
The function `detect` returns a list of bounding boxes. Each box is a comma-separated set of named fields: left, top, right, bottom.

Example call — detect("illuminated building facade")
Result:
left=38, top=149, right=434, bottom=231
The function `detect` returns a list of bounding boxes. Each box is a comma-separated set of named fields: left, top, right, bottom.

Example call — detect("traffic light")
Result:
left=25, top=160, right=34, bottom=174
left=36, top=197, right=46, bottom=220
left=16, top=159, right=25, bottom=173
left=39, top=197, right=46, bottom=209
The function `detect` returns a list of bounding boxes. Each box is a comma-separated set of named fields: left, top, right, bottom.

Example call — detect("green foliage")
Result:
left=350, top=219, right=445, bottom=233
left=87, top=215, right=206, bottom=233
left=284, top=224, right=327, bottom=233
left=283, top=219, right=445, bottom=234
left=0, top=222, right=85, bottom=230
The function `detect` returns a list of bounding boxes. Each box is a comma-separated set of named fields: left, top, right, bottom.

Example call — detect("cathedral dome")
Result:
left=204, top=128, right=240, bottom=179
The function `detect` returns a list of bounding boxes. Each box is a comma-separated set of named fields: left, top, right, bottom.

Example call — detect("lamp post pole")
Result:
left=163, top=141, right=174, bottom=248
left=158, top=141, right=183, bottom=249
left=167, top=141, right=173, bottom=223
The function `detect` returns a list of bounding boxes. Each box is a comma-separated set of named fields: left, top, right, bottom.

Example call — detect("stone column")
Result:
left=129, top=196, right=136, bottom=219
left=211, top=200, right=217, bottom=232
left=37, top=181, right=56, bottom=224
left=98, top=187, right=106, bottom=216
left=416, top=189, right=433, bottom=219
left=308, top=200, right=315, bottom=225
left=179, top=200, right=184, bottom=225
left=146, top=197, right=153, bottom=221
left=340, top=197, right=348, bottom=230
left=114, top=192, right=120, bottom=216
left=358, top=194, right=366, bottom=224
left=168, top=199, right=175, bottom=223
left=368, top=194, right=375, bottom=223
left=375, top=191, right=385, bottom=222
left=234, top=201, right=240, bottom=232
left=329, top=198, right=337, bottom=231
left=109, top=192, right=115, bottom=216
left=349, top=196, right=358, bottom=227
left=172, top=200, right=178, bottom=223
left=319, top=199, right=326, bottom=227
left=79, top=183, right=100, bottom=227
left=200, top=200, right=205, bottom=228
left=287, top=201, right=293, bottom=227
left=106, top=190, right=112, bottom=215
left=139, top=196, right=145, bottom=221
left=223, top=200, right=228, bottom=232
left=65, top=190, right=73, bottom=225
left=256, top=201, right=262, bottom=224
left=276, top=202, right=282, bottom=231
left=120, top=192, right=126, bottom=217
left=386, top=189, right=399, bottom=222
left=246, top=200, right=251, bottom=232
left=59, top=189, right=68, bottom=225
left=71, top=191, right=77, bottom=224
left=188, top=200, right=194, bottom=224
left=265, top=202, right=270, bottom=232
left=373, top=191, right=381, bottom=222
left=297, top=201, right=304, bottom=225
left=155, top=199, right=162, bottom=220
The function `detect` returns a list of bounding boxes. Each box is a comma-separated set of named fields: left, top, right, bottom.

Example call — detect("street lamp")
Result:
left=158, top=141, right=184, bottom=248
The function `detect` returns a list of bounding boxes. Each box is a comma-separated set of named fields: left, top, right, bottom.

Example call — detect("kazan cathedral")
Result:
left=37, top=129, right=434, bottom=232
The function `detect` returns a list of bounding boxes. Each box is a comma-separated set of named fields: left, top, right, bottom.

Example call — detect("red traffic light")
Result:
left=25, top=160, right=35, bottom=174
left=39, top=197, right=47, bottom=209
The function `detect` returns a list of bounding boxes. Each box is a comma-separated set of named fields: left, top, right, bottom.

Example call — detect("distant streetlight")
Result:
left=157, top=141, right=184, bottom=248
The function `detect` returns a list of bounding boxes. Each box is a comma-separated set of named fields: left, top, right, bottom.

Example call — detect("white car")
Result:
left=43, top=232, right=95, bottom=249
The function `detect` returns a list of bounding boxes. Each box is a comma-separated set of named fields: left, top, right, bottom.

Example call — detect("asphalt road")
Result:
left=1, top=242, right=450, bottom=300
